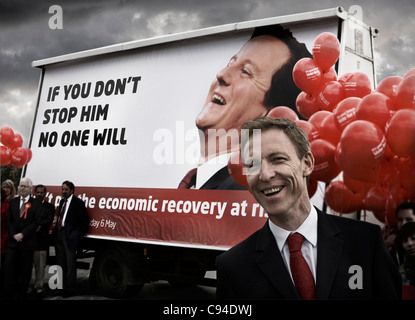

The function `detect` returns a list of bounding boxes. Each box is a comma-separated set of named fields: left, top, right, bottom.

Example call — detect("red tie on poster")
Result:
left=287, top=232, right=316, bottom=300
left=178, top=168, right=197, bottom=189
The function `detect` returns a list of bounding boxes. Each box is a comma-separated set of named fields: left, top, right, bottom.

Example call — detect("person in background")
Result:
left=395, top=222, right=415, bottom=286
left=2, top=179, right=16, bottom=200
left=1, top=188, right=10, bottom=292
left=53, top=180, right=89, bottom=297
left=390, top=202, right=415, bottom=267
left=2, top=177, right=43, bottom=299
left=31, top=184, right=55, bottom=295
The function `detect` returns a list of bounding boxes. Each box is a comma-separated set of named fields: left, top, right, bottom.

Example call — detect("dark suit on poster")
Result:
left=200, top=166, right=247, bottom=190
left=54, top=195, right=89, bottom=294
left=216, top=208, right=402, bottom=300
left=3, top=196, right=43, bottom=299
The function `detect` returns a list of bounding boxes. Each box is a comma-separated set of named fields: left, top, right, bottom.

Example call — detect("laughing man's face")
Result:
left=195, top=35, right=291, bottom=133
left=244, top=129, right=314, bottom=222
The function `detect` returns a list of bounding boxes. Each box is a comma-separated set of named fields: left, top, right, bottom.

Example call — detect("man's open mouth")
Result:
left=263, top=186, right=285, bottom=196
left=212, top=93, right=226, bottom=105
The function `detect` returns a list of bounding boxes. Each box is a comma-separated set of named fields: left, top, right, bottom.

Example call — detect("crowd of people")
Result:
left=0, top=178, right=89, bottom=300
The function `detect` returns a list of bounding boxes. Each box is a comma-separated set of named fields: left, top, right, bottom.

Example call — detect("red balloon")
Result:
left=267, top=106, right=299, bottom=121
left=395, top=75, right=415, bottom=110
left=318, top=113, right=341, bottom=146
left=340, top=120, right=386, bottom=168
left=308, top=110, right=331, bottom=135
left=385, top=186, right=408, bottom=226
left=375, top=157, right=400, bottom=187
left=0, top=145, right=11, bottom=166
left=321, top=68, right=337, bottom=84
left=338, top=73, right=352, bottom=86
left=26, top=148, right=33, bottom=163
left=342, top=72, right=372, bottom=98
left=0, top=126, right=15, bottom=147
left=343, top=172, right=373, bottom=194
left=376, top=76, right=403, bottom=107
left=365, top=185, right=406, bottom=226
left=397, top=156, right=415, bottom=190
left=325, top=180, right=364, bottom=213
left=310, top=139, right=341, bottom=182
left=8, top=133, right=23, bottom=150
left=404, top=68, right=415, bottom=79
left=333, top=97, right=360, bottom=132
left=292, top=58, right=322, bottom=94
left=365, top=185, right=388, bottom=219
left=11, top=147, right=29, bottom=168
left=335, top=145, right=379, bottom=183
left=227, top=151, right=249, bottom=188
left=296, top=92, right=319, bottom=119
left=356, top=92, right=392, bottom=131
left=386, top=109, right=415, bottom=157
left=316, top=81, right=344, bottom=112
left=312, top=32, right=340, bottom=72
left=295, top=120, right=318, bottom=143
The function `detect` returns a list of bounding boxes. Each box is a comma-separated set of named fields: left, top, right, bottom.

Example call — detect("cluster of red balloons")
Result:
left=291, top=32, right=415, bottom=225
left=0, top=126, right=32, bottom=168
left=227, top=32, right=414, bottom=225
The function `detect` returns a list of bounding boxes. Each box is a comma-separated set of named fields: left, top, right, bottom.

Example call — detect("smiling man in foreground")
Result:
left=216, top=117, right=402, bottom=299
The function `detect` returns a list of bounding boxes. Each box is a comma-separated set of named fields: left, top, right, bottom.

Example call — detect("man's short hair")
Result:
left=62, top=180, right=75, bottom=192
left=35, top=184, right=47, bottom=193
left=251, top=25, right=312, bottom=116
left=396, top=201, right=415, bottom=216
left=20, top=177, right=33, bottom=188
left=241, top=117, right=310, bottom=161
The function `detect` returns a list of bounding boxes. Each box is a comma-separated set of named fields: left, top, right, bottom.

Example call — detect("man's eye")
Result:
left=242, top=68, right=251, bottom=76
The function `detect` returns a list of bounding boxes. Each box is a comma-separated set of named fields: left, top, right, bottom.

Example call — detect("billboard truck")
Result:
left=25, top=7, right=378, bottom=297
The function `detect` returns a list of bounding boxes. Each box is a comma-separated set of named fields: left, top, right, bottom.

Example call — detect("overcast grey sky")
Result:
left=1, top=0, right=414, bottom=145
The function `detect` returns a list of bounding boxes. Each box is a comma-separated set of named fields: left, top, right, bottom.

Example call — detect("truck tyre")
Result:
left=93, top=248, right=138, bottom=298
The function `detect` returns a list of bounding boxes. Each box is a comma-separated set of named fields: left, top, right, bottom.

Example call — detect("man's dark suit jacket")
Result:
left=55, top=195, right=89, bottom=250
left=216, top=208, right=402, bottom=299
left=36, top=200, right=55, bottom=250
left=7, top=196, right=43, bottom=251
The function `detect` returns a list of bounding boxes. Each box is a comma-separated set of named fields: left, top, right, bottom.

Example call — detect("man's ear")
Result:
left=303, top=151, right=314, bottom=177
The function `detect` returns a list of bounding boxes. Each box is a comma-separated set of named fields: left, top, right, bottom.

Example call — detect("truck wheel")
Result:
left=94, top=248, right=134, bottom=298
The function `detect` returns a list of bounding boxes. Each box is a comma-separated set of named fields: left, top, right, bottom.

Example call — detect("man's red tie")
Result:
left=178, top=168, right=197, bottom=189
left=287, top=232, right=316, bottom=300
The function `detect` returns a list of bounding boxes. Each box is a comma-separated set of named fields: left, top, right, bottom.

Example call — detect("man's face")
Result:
left=18, top=181, right=31, bottom=198
left=196, top=35, right=291, bottom=132
left=35, top=187, right=46, bottom=202
left=397, top=209, right=415, bottom=229
left=62, top=184, right=73, bottom=199
left=402, top=234, right=415, bottom=257
left=244, top=129, right=314, bottom=220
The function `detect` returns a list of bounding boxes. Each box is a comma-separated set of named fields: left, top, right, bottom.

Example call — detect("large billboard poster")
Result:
left=26, top=19, right=339, bottom=249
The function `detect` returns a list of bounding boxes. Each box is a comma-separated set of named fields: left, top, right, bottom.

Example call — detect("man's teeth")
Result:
left=212, top=93, right=226, bottom=105
left=263, top=186, right=284, bottom=196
